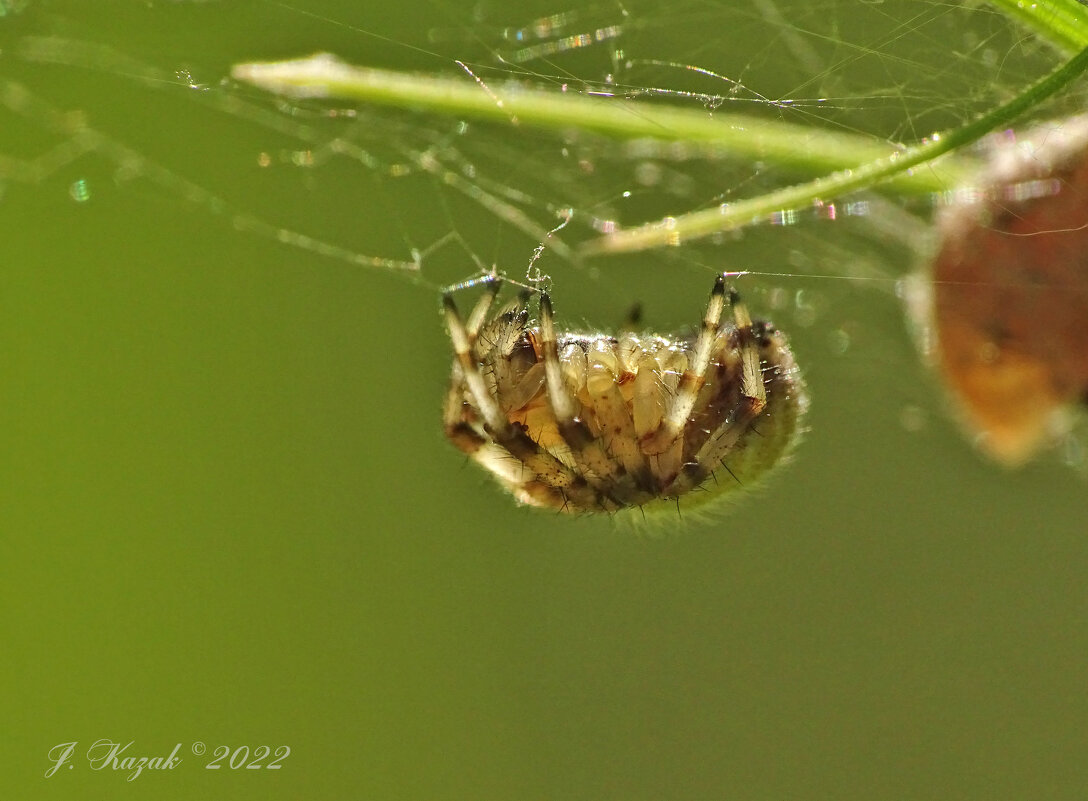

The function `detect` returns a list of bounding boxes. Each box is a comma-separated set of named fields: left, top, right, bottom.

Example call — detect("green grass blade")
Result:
left=987, top=0, right=1088, bottom=53
left=231, top=54, right=962, bottom=194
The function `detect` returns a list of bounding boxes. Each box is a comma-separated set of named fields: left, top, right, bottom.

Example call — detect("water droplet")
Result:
left=68, top=179, right=90, bottom=203
left=828, top=327, right=851, bottom=355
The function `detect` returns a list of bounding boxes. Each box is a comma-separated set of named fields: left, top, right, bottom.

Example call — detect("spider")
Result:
left=441, top=273, right=807, bottom=513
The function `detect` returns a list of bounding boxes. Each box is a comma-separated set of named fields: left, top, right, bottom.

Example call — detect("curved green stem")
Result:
left=232, top=54, right=963, bottom=194
left=583, top=44, right=1088, bottom=255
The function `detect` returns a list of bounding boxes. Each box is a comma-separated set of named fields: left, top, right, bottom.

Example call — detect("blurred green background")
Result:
left=2, top=1, right=1087, bottom=799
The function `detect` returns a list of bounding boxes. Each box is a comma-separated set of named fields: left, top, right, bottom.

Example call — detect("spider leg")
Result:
left=443, top=280, right=503, bottom=453
left=443, top=292, right=492, bottom=456
left=465, top=275, right=503, bottom=341
left=538, top=290, right=624, bottom=502
left=638, top=275, right=727, bottom=489
left=671, top=275, right=728, bottom=432
left=538, top=291, right=577, bottom=426
left=442, top=292, right=601, bottom=508
left=665, top=292, right=768, bottom=497
left=731, top=289, right=767, bottom=417
left=480, top=289, right=543, bottom=413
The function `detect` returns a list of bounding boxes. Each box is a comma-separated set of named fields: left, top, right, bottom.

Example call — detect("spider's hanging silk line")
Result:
left=526, top=209, right=573, bottom=285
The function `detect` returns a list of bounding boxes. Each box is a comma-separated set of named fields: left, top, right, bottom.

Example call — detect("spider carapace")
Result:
left=442, top=274, right=808, bottom=513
